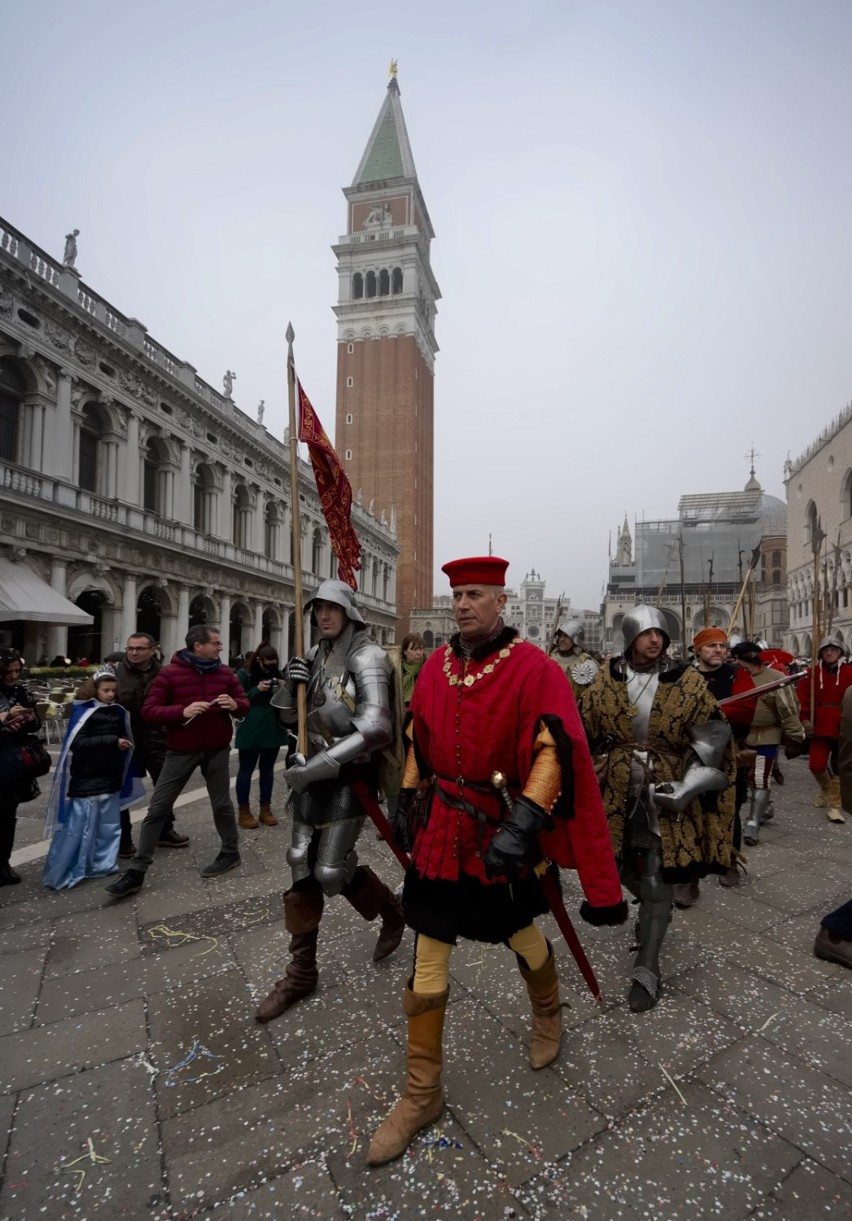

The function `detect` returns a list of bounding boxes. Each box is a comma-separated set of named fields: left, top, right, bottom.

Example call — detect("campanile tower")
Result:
left=333, top=73, right=440, bottom=631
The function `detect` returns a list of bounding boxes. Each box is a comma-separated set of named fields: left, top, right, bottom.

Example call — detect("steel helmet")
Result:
left=304, top=579, right=365, bottom=625
left=621, top=604, right=670, bottom=653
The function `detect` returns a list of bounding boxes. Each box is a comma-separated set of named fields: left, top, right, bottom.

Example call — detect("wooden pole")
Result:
left=729, top=544, right=761, bottom=637
left=286, top=323, right=308, bottom=755
left=678, top=533, right=687, bottom=660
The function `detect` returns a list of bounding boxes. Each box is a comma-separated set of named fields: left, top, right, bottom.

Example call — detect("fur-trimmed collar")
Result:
left=609, top=655, right=687, bottom=685
left=450, top=625, right=518, bottom=662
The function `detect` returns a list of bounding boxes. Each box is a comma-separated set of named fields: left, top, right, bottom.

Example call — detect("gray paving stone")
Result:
left=36, top=935, right=237, bottom=1023
left=805, top=975, right=852, bottom=1021
left=676, top=962, right=852, bottom=1088
left=148, top=967, right=280, bottom=1120
left=441, top=995, right=607, bottom=1182
left=0, top=999, right=147, bottom=1093
left=0, top=1092, right=15, bottom=1175
left=514, top=1080, right=801, bottom=1220
left=211, top=1157, right=347, bottom=1218
left=44, top=902, right=141, bottom=978
left=698, top=1040, right=852, bottom=1181
left=0, top=1058, right=160, bottom=1220
left=751, top=1158, right=852, bottom=1219
left=0, top=916, right=51, bottom=955
left=162, top=1034, right=395, bottom=1215
left=675, top=909, right=837, bottom=993
left=0, top=947, right=45, bottom=1036
left=746, top=868, right=849, bottom=916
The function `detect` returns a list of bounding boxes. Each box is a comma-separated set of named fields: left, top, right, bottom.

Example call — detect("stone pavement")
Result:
left=1, top=758, right=851, bottom=1220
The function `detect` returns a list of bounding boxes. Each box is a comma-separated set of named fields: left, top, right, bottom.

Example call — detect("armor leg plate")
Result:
left=630, top=841, right=672, bottom=1012
left=744, top=789, right=771, bottom=846
left=314, top=817, right=365, bottom=896
left=287, top=820, right=315, bottom=884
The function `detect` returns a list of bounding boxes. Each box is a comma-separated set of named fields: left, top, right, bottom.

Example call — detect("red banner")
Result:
left=296, top=373, right=362, bottom=589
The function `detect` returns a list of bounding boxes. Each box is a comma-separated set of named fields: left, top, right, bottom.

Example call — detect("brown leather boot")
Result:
left=255, top=882, right=324, bottom=1022
left=813, top=772, right=831, bottom=808
left=518, top=942, right=563, bottom=1070
left=258, top=802, right=278, bottom=826
left=827, top=776, right=846, bottom=824
left=238, top=803, right=259, bottom=829
left=366, top=982, right=448, bottom=1167
left=342, top=865, right=406, bottom=961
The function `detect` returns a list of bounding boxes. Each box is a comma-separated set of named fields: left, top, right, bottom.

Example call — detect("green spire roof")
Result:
left=353, top=78, right=418, bottom=186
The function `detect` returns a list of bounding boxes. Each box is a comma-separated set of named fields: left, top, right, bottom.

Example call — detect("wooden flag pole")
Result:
left=286, top=323, right=308, bottom=756
left=729, top=544, right=761, bottom=638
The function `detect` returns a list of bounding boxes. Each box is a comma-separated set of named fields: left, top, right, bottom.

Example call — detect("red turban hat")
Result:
left=693, top=627, right=728, bottom=649
left=441, top=556, right=509, bottom=587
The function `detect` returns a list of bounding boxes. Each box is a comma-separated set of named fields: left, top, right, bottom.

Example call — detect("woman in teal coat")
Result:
left=235, top=644, right=289, bottom=828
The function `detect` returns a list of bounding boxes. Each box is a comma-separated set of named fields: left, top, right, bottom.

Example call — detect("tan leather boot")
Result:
left=518, top=943, right=563, bottom=1069
left=366, top=982, right=448, bottom=1166
left=814, top=771, right=831, bottom=808
left=827, top=776, right=846, bottom=823
left=258, top=802, right=278, bottom=826
left=238, top=803, right=259, bottom=829
left=255, top=883, right=324, bottom=1022
left=342, top=865, right=406, bottom=961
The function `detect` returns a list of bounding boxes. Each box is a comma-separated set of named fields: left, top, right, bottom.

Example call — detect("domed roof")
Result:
left=758, top=492, right=787, bottom=536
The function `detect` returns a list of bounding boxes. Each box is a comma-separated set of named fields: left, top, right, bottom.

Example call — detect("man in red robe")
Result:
left=367, top=556, right=627, bottom=1167
left=798, top=635, right=852, bottom=823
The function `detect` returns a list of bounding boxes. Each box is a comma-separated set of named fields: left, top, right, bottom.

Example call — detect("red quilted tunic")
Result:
left=798, top=663, right=852, bottom=738
left=408, top=633, right=623, bottom=910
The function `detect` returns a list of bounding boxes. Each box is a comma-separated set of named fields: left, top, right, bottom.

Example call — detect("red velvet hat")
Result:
left=441, top=556, right=509, bottom=587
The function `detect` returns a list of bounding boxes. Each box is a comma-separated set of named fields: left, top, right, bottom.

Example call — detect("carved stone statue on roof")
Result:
left=63, top=229, right=80, bottom=268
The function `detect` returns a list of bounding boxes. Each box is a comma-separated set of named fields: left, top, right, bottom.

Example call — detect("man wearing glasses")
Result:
left=107, top=625, right=249, bottom=898
left=113, top=633, right=189, bottom=857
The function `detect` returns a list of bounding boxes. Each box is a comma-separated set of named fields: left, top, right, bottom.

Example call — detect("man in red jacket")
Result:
left=367, top=556, right=627, bottom=1167
left=106, top=625, right=250, bottom=898
left=798, top=634, right=852, bottom=823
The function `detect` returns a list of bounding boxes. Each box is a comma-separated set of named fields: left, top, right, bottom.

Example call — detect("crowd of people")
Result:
left=2, top=561, right=851, bottom=1167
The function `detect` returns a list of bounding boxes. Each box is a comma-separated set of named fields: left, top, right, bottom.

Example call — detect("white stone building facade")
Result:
left=784, top=402, right=852, bottom=657
left=0, top=219, right=398, bottom=662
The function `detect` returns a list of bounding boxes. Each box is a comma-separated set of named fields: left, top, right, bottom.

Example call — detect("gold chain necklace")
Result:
left=443, top=638, right=522, bottom=688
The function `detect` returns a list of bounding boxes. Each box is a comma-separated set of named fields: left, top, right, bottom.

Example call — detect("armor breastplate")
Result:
left=306, top=669, right=359, bottom=752
left=626, top=664, right=661, bottom=835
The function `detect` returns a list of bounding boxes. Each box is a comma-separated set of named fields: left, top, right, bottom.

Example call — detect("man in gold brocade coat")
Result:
left=580, top=605, right=736, bottom=1013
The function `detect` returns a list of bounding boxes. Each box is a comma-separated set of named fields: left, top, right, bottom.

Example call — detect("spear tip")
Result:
left=285, top=322, right=295, bottom=345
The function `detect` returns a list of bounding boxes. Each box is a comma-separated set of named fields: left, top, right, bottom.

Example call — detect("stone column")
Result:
left=28, top=400, right=45, bottom=472
left=280, top=608, right=292, bottom=660
left=46, top=558, right=69, bottom=660
left=177, top=444, right=192, bottom=524
left=177, top=585, right=190, bottom=642
left=250, top=489, right=264, bottom=555
left=253, top=601, right=265, bottom=644
left=219, top=593, right=232, bottom=648
left=49, top=370, right=75, bottom=482
left=123, top=412, right=141, bottom=504
left=220, top=469, right=233, bottom=541
left=121, top=573, right=138, bottom=643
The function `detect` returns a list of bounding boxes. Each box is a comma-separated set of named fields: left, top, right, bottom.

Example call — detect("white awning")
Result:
left=0, top=558, right=95, bottom=625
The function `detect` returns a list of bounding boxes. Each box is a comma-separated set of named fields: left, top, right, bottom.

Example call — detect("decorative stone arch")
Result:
left=377, top=325, right=391, bottom=337
left=192, top=460, right=220, bottom=533
left=189, top=592, right=216, bottom=627
left=835, top=629, right=845, bottom=646
left=261, top=604, right=284, bottom=654
left=791, top=635, right=801, bottom=654
left=657, top=608, right=682, bottom=650
left=804, top=500, right=819, bottom=545
left=67, top=566, right=120, bottom=607
left=136, top=582, right=176, bottom=642
left=359, top=326, right=374, bottom=340
left=802, top=633, right=813, bottom=657
left=232, top=479, right=252, bottom=549
left=66, top=568, right=120, bottom=662
left=394, top=322, right=407, bottom=336
left=228, top=599, right=252, bottom=658
left=352, top=272, right=364, bottom=300
left=693, top=605, right=730, bottom=631
left=392, top=267, right=403, bottom=294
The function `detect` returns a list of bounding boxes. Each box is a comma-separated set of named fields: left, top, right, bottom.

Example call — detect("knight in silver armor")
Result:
left=579, top=604, right=734, bottom=1012
left=550, top=616, right=600, bottom=703
left=255, top=580, right=405, bottom=1024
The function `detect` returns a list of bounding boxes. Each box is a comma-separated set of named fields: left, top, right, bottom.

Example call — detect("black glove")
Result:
left=483, top=796, right=553, bottom=881
left=285, top=656, right=310, bottom=686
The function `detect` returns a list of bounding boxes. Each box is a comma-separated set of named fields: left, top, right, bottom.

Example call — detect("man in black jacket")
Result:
left=113, top=633, right=188, bottom=856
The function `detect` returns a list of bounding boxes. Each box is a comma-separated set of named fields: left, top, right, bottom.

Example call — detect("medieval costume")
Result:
left=730, top=641, right=806, bottom=845
left=798, top=634, right=852, bottom=823
left=43, top=676, right=144, bottom=890
left=580, top=606, right=736, bottom=1013
left=255, top=580, right=405, bottom=1024
left=551, top=616, right=600, bottom=704
left=367, top=556, right=626, bottom=1168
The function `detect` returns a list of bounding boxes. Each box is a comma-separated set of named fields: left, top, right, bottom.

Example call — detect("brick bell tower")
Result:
left=333, top=72, right=440, bottom=633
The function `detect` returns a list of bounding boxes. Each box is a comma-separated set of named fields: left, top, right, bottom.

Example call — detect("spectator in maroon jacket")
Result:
left=106, top=625, right=250, bottom=899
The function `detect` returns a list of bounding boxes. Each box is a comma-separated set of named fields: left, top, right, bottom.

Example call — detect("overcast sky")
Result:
left=4, top=0, right=851, bottom=607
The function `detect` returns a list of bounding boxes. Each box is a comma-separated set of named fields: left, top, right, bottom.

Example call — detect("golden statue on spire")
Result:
left=388, top=58, right=398, bottom=78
